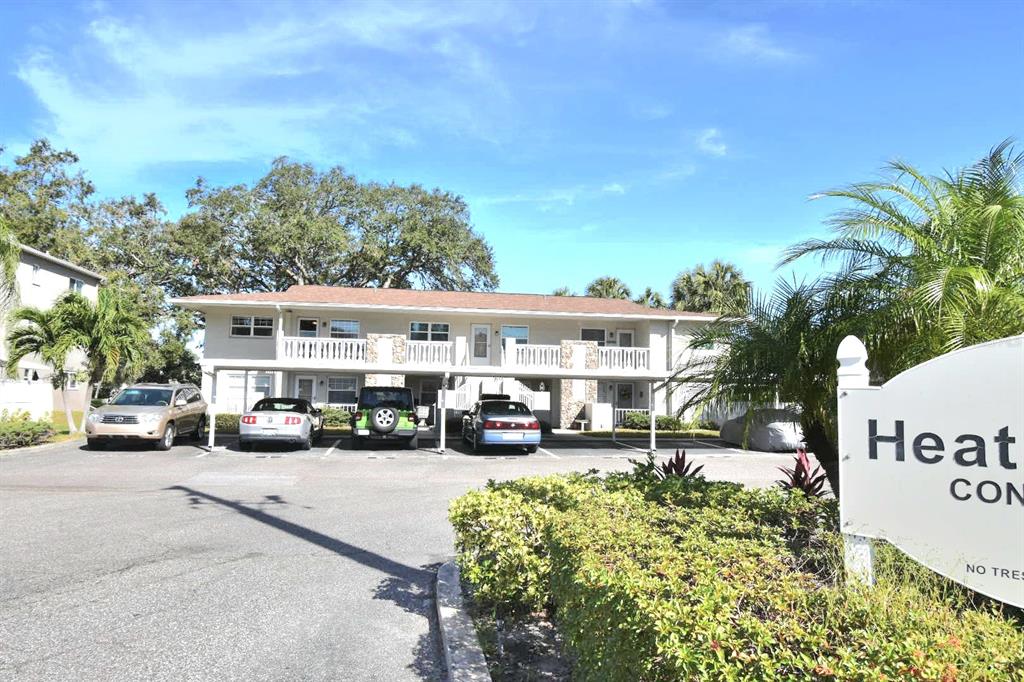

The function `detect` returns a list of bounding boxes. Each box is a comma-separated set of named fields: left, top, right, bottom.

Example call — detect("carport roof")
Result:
left=172, top=285, right=718, bottom=321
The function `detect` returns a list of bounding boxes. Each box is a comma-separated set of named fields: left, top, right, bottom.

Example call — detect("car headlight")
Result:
left=140, top=413, right=161, bottom=424
left=88, top=413, right=102, bottom=423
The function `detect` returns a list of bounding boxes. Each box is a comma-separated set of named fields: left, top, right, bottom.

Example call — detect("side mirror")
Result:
left=174, top=398, right=187, bottom=407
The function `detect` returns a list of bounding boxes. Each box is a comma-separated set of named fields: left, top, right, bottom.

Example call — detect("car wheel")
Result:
left=351, top=436, right=362, bottom=450
left=525, top=445, right=538, bottom=454
left=240, top=441, right=252, bottom=452
left=301, top=432, right=312, bottom=450
left=471, top=432, right=480, bottom=454
left=192, top=416, right=206, bottom=440
left=156, top=423, right=175, bottom=451
left=86, top=438, right=105, bottom=450
left=405, top=436, right=418, bottom=450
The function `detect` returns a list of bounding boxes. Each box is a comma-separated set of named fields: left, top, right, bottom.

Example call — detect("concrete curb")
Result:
left=435, top=561, right=491, bottom=681
left=0, top=436, right=85, bottom=457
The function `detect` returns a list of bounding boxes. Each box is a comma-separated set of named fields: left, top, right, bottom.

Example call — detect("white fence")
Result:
left=614, top=407, right=650, bottom=425
left=406, top=340, right=454, bottom=366
left=0, top=380, right=53, bottom=420
left=281, top=337, right=366, bottom=362
left=599, top=347, right=650, bottom=371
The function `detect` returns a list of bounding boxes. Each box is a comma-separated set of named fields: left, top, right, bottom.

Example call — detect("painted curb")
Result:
left=0, top=436, right=85, bottom=457
left=436, top=561, right=491, bottom=682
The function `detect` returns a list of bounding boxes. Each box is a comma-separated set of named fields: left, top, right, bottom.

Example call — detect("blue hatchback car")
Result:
left=461, top=399, right=541, bottom=454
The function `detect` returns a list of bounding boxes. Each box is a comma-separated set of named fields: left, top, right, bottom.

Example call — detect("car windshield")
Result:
left=360, top=389, right=413, bottom=410
left=252, top=399, right=305, bottom=413
left=110, top=388, right=173, bottom=406
left=481, top=401, right=532, bottom=416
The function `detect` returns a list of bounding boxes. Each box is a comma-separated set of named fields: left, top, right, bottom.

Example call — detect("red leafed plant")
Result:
left=777, top=447, right=828, bottom=497
left=660, top=448, right=704, bottom=480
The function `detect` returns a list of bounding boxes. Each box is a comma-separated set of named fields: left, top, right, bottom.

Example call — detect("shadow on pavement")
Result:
left=165, top=485, right=441, bottom=679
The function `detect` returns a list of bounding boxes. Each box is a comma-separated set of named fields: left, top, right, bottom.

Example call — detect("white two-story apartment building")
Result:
left=0, top=245, right=103, bottom=418
left=174, top=285, right=716, bottom=434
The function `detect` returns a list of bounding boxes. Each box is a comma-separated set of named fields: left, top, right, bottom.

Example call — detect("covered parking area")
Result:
left=200, top=362, right=673, bottom=455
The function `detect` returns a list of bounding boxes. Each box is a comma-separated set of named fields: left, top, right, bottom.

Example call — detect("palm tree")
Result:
left=0, top=217, right=19, bottom=312
left=53, top=287, right=151, bottom=432
left=671, top=260, right=750, bottom=313
left=552, top=286, right=573, bottom=296
left=634, top=287, right=666, bottom=308
left=585, top=276, right=631, bottom=300
left=782, top=139, right=1024, bottom=366
left=5, top=307, right=78, bottom=432
left=675, top=279, right=886, bottom=497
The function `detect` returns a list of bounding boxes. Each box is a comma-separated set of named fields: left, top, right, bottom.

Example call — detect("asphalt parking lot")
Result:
left=0, top=434, right=808, bottom=681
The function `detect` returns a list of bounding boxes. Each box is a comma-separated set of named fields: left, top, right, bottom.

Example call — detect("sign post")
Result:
left=835, top=334, right=1024, bottom=608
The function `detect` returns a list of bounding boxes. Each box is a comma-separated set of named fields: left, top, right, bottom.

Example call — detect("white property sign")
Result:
left=836, top=335, right=1024, bottom=608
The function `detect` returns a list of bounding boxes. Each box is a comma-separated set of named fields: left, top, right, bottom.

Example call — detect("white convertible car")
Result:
left=238, top=398, right=325, bottom=451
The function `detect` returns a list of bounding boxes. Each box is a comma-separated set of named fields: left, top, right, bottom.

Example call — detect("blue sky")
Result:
left=1, top=0, right=1021, bottom=297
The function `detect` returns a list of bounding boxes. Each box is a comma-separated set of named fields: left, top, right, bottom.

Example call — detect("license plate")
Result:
left=262, top=428, right=277, bottom=435
left=502, top=432, right=524, bottom=441
left=356, top=429, right=369, bottom=436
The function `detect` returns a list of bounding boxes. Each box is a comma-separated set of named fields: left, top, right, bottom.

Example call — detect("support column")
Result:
left=242, top=370, right=250, bottom=413
left=206, top=369, right=218, bottom=450
left=648, top=380, right=656, bottom=454
left=437, top=372, right=449, bottom=454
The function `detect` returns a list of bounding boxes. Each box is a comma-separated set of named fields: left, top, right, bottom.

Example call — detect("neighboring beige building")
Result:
left=0, top=246, right=103, bottom=418
left=173, top=286, right=718, bottom=435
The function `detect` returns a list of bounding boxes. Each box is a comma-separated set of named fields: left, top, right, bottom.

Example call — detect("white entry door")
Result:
left=470, top=324, right=491, bottom=365
left=616, top=330, right=634, bottom=347
left=295, top=375, right=316, bottom=402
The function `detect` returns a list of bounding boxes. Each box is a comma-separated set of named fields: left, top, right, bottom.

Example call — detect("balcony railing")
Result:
left=406, top=340, right=454, bottom=366
left=507, top=343, right=561, bottom=369
left=282, top=337, right=366, bottom=362
left=599, top=347, right=650, bottom=371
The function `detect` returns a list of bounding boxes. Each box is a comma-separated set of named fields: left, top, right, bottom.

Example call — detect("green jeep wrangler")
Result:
left=351, top=386, right=419, bottom=449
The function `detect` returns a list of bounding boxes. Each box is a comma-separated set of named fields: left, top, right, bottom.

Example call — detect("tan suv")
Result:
left=85, top=383, right=207, bottom=450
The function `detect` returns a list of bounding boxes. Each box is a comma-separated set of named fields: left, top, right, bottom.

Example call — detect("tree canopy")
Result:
left=671, top=260, right=750, bottom=313
left=172, top=158, right=497, bottom=295
left=584, top=276, right=631, bottom=300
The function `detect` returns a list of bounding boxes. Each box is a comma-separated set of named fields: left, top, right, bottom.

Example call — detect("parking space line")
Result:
left=323, top=438, right=344, bottom=458
left=537, top=446, right=559, bottom=459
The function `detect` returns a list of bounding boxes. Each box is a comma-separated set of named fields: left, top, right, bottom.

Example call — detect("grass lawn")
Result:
left=50, top=410, right=85, bottom=440
left=579, top=428, right=720, bottom=439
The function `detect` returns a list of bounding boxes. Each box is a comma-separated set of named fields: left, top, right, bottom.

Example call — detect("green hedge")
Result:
left=450, top=475, right=1024, bottom=680
left=621, top=412, right=684, bottom=431
left=0, top=411, right=55, bottom=449
left=320, top=406, right=353, bottom=427
left=214, top=413, right=240, bottom=434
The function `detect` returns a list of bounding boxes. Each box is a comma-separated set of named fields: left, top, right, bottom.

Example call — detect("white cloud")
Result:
left=695, top=128, right=727, bottom=157
left=716, top=24, right=801, bottom=63
left=601, top=182, right=626, bottom=195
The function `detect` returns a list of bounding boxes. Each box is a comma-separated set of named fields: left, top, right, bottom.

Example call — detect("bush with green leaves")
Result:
left=319, top=406, right=354, bottom=428
left=214, top=413, right=240, bottom=434
left=621, top=411, right=684, bottom=431
left=0, top=410, right=55, bottom=449
left=450, top=474, right=1024, bottom=680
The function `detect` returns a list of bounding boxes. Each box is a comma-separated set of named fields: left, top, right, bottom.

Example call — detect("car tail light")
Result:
left=240, top=416, right=257, bottom=425
left=354, top=412, right=362, bottom=421
left=406, top=411, right=416, bottom=421
left=526, top=420, right=540, bottom=430
left=284, top=416, right=301, bottom=425
left=484, top=420, right=499, bottom=429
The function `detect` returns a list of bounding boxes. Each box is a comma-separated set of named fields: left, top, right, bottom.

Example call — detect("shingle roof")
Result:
left=173, top=285, right=716, bottom=319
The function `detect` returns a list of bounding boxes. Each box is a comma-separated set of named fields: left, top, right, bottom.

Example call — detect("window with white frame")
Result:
left=409, top=322, right=450, bottom=342
left=68, top=277, right=84, bottom=293
left=226, top=372, right=272, bottom=412
left=500, top=325, right=529, bottom=345
left=581, top=328, right=607, bottom=346
left=329, top=320, right=359, bottom=339
left=231, top=316, right=274, bottom=337
left=297, top=318, right=319, bottom=338
left=327, top=376, right=357, bottom=404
